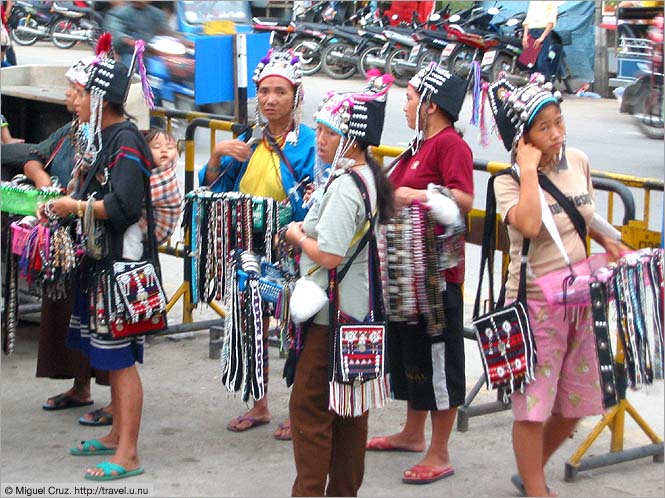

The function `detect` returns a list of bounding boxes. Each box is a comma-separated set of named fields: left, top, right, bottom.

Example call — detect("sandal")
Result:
left=79, top=408, right=113, bottom=427
left=226, top=416, right=270, bottom=432
left=42, top=393, right=94, bottom=411
left=85, top=461, right=144, bottom=481
left=273, top=421, right=292, bottom=441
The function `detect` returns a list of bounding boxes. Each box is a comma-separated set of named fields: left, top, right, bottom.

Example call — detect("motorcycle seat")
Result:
left=363, top=25, right=386, bottom=35
left=252, top=17, right=292, bottom=27
left=385, top=26, right=418, bottom=36
left=484, top=33, right=522, bottom=47
left=299, top=22, right=332, bottom=31
left=52, top=3, right=91, bottom=15
left=336, top=26, right=360, bottom=36
left=419, top=29, right=450, bottom=41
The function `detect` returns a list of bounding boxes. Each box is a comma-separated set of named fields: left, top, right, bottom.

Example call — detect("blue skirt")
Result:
left=67, top=284, right=144, bottom=371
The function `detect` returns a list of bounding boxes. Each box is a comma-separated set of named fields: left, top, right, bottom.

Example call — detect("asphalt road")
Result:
left=7, top=40, right=664, bottom=322
left=11, top=41, right=664, bottom=229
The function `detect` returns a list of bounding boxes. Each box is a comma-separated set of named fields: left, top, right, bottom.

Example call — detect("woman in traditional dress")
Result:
left=284, top=73, right=395, bottom=496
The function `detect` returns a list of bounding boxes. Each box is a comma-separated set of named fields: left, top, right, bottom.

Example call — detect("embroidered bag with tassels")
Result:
left=327, top=169, right=390, bottom=417
left=471, top=169, right=537, bottom=398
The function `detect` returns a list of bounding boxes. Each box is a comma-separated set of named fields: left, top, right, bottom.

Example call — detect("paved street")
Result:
left=2, top=322, right=663, bottom=497
left=1, top=41, right=663, bottom=498
left=10, top=42, right=665, bottom=232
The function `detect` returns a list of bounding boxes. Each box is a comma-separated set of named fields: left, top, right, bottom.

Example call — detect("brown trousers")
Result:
left=36, top=294, right=109, bottom=385
left=290, top=324, right=368, bottom=497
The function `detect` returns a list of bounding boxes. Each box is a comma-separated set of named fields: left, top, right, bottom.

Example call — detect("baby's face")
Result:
left=149, top=133, right=177, bottom=168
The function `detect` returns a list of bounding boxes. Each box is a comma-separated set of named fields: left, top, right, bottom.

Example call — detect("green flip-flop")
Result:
left=85, top=461, right=144, bottom=481
left=70, top=439, right=117, bottom=456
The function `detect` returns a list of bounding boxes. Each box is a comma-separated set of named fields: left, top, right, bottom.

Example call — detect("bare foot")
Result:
left=273, top=419, right=291, bottom=440
left=226, top=407, right=271, bottom=432
left=85, top=456, right=141, bottom=478
left=366, top=432, right=426, bottom=452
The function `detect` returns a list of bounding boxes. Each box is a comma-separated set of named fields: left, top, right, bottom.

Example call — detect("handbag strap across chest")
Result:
left=473, top=168, right=530, bottom=319
left=327, top=169, right=385, bottom=322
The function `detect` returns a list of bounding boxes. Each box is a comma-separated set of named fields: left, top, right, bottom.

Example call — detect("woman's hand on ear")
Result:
left=515, top=136, right=542, bottom=174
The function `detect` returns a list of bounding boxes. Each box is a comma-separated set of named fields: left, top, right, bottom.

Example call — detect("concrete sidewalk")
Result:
left=1, top=320, right=663, bottom=497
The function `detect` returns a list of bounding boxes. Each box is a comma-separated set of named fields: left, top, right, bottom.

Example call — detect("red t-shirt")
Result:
left=389, top=126, right=474, bottom=283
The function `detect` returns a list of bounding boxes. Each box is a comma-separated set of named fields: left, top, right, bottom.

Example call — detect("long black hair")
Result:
left=106, top=101, right=136, bottom=122
left=358, top=141, right=395, bottom=224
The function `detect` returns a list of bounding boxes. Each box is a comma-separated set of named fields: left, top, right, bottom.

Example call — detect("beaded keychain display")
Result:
left=380, top=203, right=447, bottom=338
left=592, top=248, right=664, bottom=390
left=182, top=190, right=292, bottom=306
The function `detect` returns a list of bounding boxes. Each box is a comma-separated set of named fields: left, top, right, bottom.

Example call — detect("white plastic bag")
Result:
left=289, top=276, right=328, bottom=324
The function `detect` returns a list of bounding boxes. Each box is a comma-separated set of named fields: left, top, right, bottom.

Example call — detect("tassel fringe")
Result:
left=328, top=374, right=392, bottom=417
left=470, top=60, right=481, bottom=127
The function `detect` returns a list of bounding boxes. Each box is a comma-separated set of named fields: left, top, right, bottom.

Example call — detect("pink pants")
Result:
left=511, top=300, right=604, bottom=422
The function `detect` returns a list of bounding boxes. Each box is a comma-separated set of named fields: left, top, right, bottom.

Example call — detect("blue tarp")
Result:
left=480, top=1, right=597, bottom=81
left=194, top=32, right=271, bottom=105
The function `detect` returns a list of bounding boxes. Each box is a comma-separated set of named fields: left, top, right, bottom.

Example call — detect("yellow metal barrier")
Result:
left=371, top=142, right=664, bottom=475
left=157, top=112, right=665, bottom=475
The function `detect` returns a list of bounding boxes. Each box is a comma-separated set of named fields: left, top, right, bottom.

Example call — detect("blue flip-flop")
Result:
left=85, top=461, right=144, bottom=481
left=70, top=439, right=117, bottom=456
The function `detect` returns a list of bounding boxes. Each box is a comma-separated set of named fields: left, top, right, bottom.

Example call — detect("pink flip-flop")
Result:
left=273, top=421, right=292, bottom=441
left=366, top=436, right=423, bottom=452
left=402, top=464, right=455, bottom=484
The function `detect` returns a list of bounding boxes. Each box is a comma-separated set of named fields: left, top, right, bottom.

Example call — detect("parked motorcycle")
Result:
left=8, top=0, right=55, bottom=46
left=284, top=22, right=331, bottom=76
left=252, top=16, right=295, bottom=49
left=619, top=15, right=664, bottom=140
left=409, top=4, right=474, bottom=73
left=320, top=7, right=383, bottom=80
left=50, top=1, right=102, bottom=49
left=439, top=6, right=507, bottom=79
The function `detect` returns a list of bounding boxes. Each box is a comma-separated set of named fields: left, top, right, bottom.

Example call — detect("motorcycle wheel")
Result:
left=292, top=39, right=323, bottom=76
left=51, top=17, right=78, bottom=49
left=10, top=16, right=39, bottom=46
left=358, top=45, right=384, bottom=79
left=636, top=84, right=664, bottom=140
left=489, top=54, right=514, bottom=82
left=416, top=48, right=440, bottom=72
left=321, top=42, right=357, bottom=80
left=446, top=45, right=476, bottom=79
left=386, top=47, right=413, bottom=87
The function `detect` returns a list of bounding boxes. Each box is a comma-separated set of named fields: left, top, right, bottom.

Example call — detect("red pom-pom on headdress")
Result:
left=95, top=32, right=113, bottom=57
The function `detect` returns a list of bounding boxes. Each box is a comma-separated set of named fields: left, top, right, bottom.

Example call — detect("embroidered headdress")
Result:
left=487, top=73, right=563, bottom=162
left=82, top=33, right=154, bottom=156
left=252, top=49, right=304, bottom=143
left=407, top=62, right=468, bottom=153
left=314, top=70, right=393, bottom=171
left=65, top=56, right=96, bottom=87
left=68, top=33, right=153, bottom=195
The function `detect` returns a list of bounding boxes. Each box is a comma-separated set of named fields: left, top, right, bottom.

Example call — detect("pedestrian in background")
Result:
left=522, top=1, right=560, bottom=81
